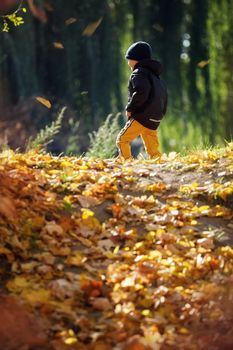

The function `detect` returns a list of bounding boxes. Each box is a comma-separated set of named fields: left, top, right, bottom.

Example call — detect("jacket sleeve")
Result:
left=126, top=71, right=151, bottom=114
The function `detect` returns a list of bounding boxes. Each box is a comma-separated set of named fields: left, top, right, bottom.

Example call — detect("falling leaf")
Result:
left=153, top=23, right=164, bottom=32
left=35, top=96, right=52, bottom=108
left=83, top=17, right=103, bottom=37
left=53, top=42, right=64, bottom=49
left=65, top=17, right=77, bottom=25
left=197, top=59, right=211, bottom=68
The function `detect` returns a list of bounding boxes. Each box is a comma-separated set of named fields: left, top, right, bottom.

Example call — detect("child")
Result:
left=116, top=41, right=167, bottom=160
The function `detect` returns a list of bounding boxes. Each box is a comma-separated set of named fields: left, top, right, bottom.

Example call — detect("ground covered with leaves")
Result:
left=0, top=144, right=233, bottom=350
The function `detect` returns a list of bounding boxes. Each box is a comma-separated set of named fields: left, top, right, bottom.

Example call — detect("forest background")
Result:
left=0, top=0, right=232, bottom=155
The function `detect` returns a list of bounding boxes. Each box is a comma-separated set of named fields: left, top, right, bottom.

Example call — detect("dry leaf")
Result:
left=45, top=221, right=64, bottom=236
left=0, top=246, right=15, bottom=263
left=83, top=17, right=103, bottom=37
left=53, top=42, right=64, bottom=49
left=7, top=276, right=31, bottom=293
left=77, top=194, right=100, bottom=208
left=21, top=288, right=51, bottom=303
left=65, top=251, right=87, bottom=266
left=49, top=279, right=74, bottom=300
left=197, top=59, right=211, bottom=68
left=35, top=96, right=52, bottom=108
left=90, top=297, right=112, bottom=311
left=65, top=17, right=77, bottom=25
left=0, top=196, right=18, bottom=222
left=49, top=245, right=71, bottom=256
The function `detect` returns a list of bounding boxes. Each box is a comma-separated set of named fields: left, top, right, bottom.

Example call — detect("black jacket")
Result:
left=126, top=59, right=168, bottom=130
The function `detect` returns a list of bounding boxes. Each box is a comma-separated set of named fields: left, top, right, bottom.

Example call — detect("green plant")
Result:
left=66, top=118, right=80, bottom=155
left=86, top=113, right=121, bottom=159
left=158, top=115, right=220, bottom=154
left=26, top=107, right=67, bottom=152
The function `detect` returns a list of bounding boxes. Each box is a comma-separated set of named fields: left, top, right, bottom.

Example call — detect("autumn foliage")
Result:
left=0, top=145, right=233, bottom=349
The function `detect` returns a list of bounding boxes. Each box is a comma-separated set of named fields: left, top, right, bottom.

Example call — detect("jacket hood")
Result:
left=135, top=59, right=163, bottom=76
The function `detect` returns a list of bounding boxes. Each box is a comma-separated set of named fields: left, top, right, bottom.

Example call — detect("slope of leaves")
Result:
left=0, top=144, right=233, bottom=350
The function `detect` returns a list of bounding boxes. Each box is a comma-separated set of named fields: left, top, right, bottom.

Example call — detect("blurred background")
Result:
left=0, top=0, right=232, bottom=155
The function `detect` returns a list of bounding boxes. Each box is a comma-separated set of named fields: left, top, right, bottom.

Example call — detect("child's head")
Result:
left=125, top=41, right=152, bottom=70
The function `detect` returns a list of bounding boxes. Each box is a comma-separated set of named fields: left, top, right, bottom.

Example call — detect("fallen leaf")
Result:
left=0, top=247, right=14, bottom=263
left=90, top=297, right=112, bottom=311
left=21, top=288, right=51, bottom=303
left=7, top=276, right=31, bottom=293
left=77, top=195, right=100, bottom=208
left=0, top=196, right=18, bottom=222
left=49, top=245, right=71, bottom=256
left=45, top=221, right=64, bottom=236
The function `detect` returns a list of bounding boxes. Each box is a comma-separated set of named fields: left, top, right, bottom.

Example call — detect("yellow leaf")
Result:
left=64, top=337, right=78, bottom=345
left=197, top=59, right=211, bottom=68
left=142, top=309, right=152, bottom=317
left=113, top=245, right=120, bottom=254
left=65, top=252, right=87, bottom=266
left=178, top=327, right=190, bottom=334
left=48, top=169, right=60, bottom=174
left=81, top=208, right=95, bottom=220
left=35, top=96, right=52, bottom=109
left=60, top=160, right=73, bottom=167
left=83, top=17, right=103, bottom=37
left=7, top=276, right=31, bottom=292
left=21, top=289, right=51, bottom=303
left=147, top=183, right=168, bottom=192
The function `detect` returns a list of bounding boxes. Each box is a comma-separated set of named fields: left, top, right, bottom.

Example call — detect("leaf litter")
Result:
left=0, top=143, right=233, bottom=349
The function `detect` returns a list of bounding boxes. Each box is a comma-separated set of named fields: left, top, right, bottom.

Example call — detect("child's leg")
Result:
left=141, top=128, right=161, bottom=159
left=116, top=119, right=142, bottom=159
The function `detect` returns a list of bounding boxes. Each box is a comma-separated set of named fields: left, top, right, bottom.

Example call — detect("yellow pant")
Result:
left=116, top=119, right=161, bottom=159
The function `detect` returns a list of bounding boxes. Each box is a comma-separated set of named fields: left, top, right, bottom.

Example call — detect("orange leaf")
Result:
left=35, top=97, right=52, bottom=109
left=0, top=196, right=18, bottom=222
